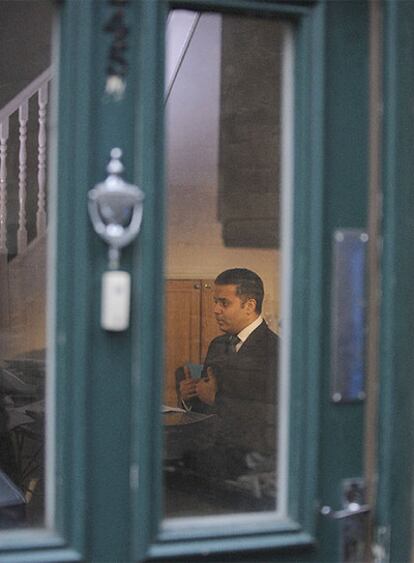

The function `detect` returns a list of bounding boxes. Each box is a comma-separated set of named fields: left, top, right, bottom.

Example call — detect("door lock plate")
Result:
left=321, top=478, right=370, bottom=563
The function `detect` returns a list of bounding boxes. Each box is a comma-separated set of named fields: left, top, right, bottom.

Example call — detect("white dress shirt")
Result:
left=235, top=316, right=263, bottom=351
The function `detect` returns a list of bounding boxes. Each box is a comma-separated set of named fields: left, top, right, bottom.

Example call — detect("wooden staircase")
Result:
left=0, top=68, right=51, bottom=360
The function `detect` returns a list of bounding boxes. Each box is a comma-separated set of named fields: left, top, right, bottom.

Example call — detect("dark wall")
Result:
left=218, top=15, right=282, bottom=248
left=0, top=0, right=52, bottom=107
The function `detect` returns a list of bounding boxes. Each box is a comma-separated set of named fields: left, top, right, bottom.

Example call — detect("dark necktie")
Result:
left=227, top=335, right=241, bottom=354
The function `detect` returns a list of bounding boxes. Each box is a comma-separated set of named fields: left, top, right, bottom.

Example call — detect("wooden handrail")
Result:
left=0, top=66, right=52, bottom=124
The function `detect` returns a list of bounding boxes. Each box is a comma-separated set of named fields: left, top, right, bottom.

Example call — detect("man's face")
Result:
left=213, top=284, right=256, bottom=335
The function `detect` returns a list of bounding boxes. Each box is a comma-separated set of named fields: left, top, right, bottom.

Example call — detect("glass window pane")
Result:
left=0, top=0, right=54, bottom=529
left=163, top=10, right=292, bottom=520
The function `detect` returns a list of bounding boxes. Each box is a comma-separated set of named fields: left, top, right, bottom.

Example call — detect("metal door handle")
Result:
left=321, top=502, right=371, bottom=520
left=321, top=479, right=371, bottom=561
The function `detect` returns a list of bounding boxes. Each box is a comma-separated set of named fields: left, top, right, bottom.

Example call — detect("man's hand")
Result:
left=196, top=367, right=217, bottom=406
left=179, top=365, right=198, bottom=401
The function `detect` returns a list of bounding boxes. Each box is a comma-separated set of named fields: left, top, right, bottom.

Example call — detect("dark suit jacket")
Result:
left=206, top=321, right=278, bottom=457
left=186, top=321, right=279, bottom=474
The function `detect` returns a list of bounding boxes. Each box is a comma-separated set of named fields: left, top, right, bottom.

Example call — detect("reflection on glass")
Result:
left=163, top=10, right=290, bottom=519
left=0, top=1, right=53, bottom=528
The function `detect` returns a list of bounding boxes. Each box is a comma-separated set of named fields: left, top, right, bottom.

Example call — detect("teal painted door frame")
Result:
left=376, top=1, right=414, bottom=561
left=0, top=1, right=413, bottom=562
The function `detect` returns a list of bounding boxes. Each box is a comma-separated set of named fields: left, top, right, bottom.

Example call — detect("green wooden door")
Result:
left=0, top=1, right=413, bottom=562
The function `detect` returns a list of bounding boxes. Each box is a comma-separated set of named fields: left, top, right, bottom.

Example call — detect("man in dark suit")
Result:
left=180, top=268, right=279, bottom=480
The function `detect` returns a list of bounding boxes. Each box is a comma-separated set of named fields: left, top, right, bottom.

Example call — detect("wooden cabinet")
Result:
left=163, top=279, right=221, bottom=405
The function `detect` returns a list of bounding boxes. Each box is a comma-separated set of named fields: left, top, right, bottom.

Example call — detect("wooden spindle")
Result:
left=17, top=100, right=28, bottom=254
left=36, top=84, right=48, bottom=236
left=0, top=119, right=8, bottom=255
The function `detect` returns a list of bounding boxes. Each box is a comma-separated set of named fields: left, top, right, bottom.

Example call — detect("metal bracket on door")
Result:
left=321, top=478, right=371, bottom=563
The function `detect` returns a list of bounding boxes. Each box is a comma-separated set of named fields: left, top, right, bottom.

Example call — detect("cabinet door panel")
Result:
left=164, top=280, right=201, bottom=405
left=200, top=280, right=222, bottom=362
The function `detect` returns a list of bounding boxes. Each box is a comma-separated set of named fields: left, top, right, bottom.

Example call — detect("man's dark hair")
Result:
left=215, top=268, right=264, bottom=314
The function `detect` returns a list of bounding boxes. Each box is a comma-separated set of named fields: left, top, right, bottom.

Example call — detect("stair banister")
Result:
left=0, top=66, right=52, bottom=256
